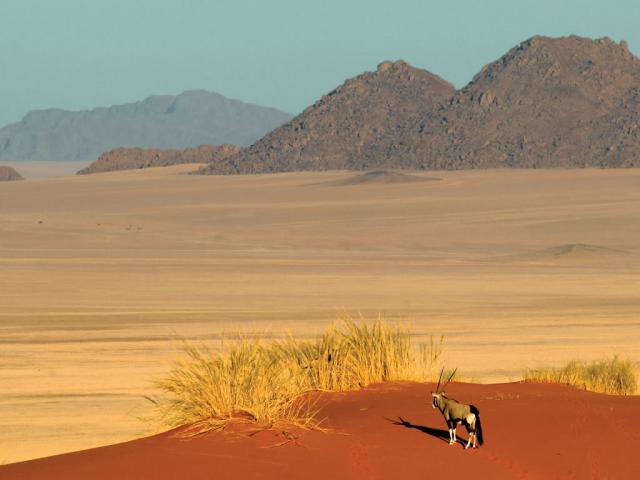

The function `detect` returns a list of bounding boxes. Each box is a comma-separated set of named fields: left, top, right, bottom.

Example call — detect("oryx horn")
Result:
left=435, top=366, right=445, bottom=392
left=442, top=367, right=458, bottom=391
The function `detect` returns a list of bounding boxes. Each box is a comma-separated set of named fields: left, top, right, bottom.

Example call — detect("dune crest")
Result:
left=2, top=382, right=638, bottom=479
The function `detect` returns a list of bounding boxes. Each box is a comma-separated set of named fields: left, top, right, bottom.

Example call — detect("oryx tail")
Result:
left=470, top=404, right=484, bottom=445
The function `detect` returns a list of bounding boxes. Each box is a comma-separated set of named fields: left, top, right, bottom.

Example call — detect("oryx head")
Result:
left=431, top=367, right=457, bottom=409
left=431, top=391, right=446, bottom=409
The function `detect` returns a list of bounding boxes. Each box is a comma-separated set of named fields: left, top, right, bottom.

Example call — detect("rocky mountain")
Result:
left=199, top=35, right=640, bottom=175
left=77, top=144, right=241, bottom=174
left=197, top=60, right=455, bottom=174
left=0, top=166, right=24, bottom=181
left=400, top=35, right=640, bottom=168
left=0, top=91, right=291, bottom=161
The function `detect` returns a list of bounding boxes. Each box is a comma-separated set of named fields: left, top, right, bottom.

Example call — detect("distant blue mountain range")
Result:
left=0, top=90, right=292, bottom=161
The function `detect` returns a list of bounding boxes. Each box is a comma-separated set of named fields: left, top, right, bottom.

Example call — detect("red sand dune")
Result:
left=2, top=382, right=638, bottom=479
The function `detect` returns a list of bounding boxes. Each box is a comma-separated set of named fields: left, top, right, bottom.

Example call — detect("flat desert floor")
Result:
left=1, top=161, right=91, bottom=179
left=0, top=165, right=638, bottom=464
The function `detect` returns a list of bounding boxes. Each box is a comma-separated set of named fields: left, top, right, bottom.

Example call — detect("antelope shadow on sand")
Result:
left=388, top=416, right=464, bottom=446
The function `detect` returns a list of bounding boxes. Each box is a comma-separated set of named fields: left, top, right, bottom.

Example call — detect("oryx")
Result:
left=431, top=368, right=484, bottom=449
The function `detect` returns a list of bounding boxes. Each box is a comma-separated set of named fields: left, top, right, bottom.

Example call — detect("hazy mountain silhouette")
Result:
left=0, top=90, right=291, bottom=161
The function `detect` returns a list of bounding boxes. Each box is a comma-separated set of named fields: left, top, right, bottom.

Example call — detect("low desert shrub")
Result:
left=153, top=317, right=447, bottom=433
left=153, top=340, right=322, bottom=434
left=523, top=356, right=637, bottom=395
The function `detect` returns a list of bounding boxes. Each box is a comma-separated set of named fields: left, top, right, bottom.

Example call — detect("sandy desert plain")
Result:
left=0, top=163, right=639, bottom=466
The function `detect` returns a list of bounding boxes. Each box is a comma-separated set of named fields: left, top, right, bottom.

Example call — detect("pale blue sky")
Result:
left=1, top=0, right=638, bottom=127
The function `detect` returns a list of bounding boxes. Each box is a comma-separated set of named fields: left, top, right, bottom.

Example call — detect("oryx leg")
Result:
left=465, top=432, right=473, bottom=449
left=464, top=414, right=477, bottom=449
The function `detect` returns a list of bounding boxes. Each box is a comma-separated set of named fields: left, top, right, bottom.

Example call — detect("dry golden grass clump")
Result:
left=153, top=318, right=445, bottom=434
left=524, top=356, right=637, bottom=395
left=153, top=341, right=320, bottom=434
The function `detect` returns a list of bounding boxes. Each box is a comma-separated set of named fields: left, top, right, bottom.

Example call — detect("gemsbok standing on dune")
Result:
left=431, top=368, right=484, bottom=449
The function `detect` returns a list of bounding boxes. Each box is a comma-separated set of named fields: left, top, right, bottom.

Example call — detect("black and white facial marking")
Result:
left=431, top=391, right=449, bottom=410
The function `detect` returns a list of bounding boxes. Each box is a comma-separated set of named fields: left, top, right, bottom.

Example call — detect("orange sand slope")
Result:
left=2, top=382, right=638, bottom=480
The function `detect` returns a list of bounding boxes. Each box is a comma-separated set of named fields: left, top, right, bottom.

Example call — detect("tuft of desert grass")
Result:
left=153, top=341, right=322, bottom=435
left=523, top=356, right=637, bottom=395
left=152, top=316, right=447, bottom=434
